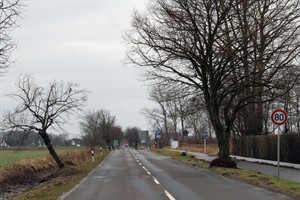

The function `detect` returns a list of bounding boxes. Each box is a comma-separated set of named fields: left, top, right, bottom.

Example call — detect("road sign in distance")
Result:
left=202, top=132, right=208, bottom=140
left=271, top=109, right=287, bottom=126
left=156, top=130, right=161, bottom=138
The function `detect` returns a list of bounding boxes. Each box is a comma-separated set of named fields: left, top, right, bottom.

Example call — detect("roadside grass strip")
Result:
left=5, top=149, right=110, bottom=200
left=154, top=149, right=300, bottom=199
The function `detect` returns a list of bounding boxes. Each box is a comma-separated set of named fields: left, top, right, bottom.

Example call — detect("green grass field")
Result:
left=0, top=147, right=84, bottom=169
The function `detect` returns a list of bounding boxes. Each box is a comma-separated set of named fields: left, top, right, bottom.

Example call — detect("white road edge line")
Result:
left=141, top=166, right=152, bottom=174
left=153, top=176, right=160, bottom=184
left=164, top=190, right=176, bottom=200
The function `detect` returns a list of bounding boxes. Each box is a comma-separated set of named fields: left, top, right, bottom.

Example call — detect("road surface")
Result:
left=61, top=148, right=291, bottom=200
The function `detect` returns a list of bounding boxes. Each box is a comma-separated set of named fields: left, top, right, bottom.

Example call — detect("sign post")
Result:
left=156, top=130, right=161, bottom=149
left=202, top=132, right=208, bottom=154
left=183, top=130, right=189, bottom=154
left=271, top=109, right=288, bottom=179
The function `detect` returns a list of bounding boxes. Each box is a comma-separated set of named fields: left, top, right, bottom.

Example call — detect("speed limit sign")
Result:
left=271, top=109, right=288, bottom=126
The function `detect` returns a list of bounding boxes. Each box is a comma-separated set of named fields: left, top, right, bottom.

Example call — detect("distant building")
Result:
left=69, top=138, right=83, bottom=147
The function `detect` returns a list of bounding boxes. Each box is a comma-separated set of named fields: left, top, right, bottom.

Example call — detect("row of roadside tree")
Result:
left=124, top=0, right=300, bottom=163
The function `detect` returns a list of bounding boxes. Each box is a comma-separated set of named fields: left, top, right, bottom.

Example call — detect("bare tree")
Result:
left=110, top=125, right=124, bottom=146
left=232, top=0, right=300, bottom=136
left=97, top=109, right=116, bottom=150
left=80, top=110, right=102, bottom=149
left=124, top=127, right=140, bottom=149
left=289, top=81, right=300, bottom=132
left=147, top=84, right=197, bottom=136
left=149, top=85, right=170, bottom=137
left=186, top=95, right=211, bottom=139
left=0, top=0, right=22, bottom=74
left=80, top=110, right=122, bottom=149
left=141, top=107, right=164, bottom=131
left=4, top=75, right=88, bottom=168
left=125, top=0, right=300, bottom=159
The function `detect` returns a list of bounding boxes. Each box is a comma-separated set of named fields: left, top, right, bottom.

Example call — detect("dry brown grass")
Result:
left=1, top=149, right=91, bottom=182
left=177, top=143, right=219, bottom=156
left=11, top=150, right=110, bottom=200
left=0, top=157, right=56, bottom=183
left=0, top=148, right=93, bottom=199
left=61, top=149, right=90, bottom=166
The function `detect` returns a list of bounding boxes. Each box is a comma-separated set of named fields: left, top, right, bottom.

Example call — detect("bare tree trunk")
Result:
left=39, top=130, right=64, bottom=169
left=218, top=134, right=230, bottom=159
left=297, top=97, right=300, bottom=132
left=208, top=105, right=231, bottom=159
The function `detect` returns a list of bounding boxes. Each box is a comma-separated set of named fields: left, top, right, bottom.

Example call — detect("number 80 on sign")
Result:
left=271, top=109, right=287, bottom=126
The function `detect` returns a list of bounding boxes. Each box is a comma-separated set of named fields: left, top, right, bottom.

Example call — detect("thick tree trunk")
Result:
left=39, top=131, right=64, bottom=169
left=207, top=103, right=231, bottom=159
left=217, top=132, right=230, bottom=159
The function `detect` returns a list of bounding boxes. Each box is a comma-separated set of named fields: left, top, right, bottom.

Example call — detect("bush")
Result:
left=180, top=152, right=187, bottom=156
left=210, top=158, right=237, bottom=168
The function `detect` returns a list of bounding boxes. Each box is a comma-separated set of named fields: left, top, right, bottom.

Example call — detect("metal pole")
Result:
left=277, top=126, right=281, bottom=179
left=204, top=139, right=207, bottom=154
left=185, top=136, right=187, bottom=154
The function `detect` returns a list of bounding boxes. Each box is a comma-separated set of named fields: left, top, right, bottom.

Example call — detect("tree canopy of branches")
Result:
left=80, top=109, right=118, bottom=150
left=0, top=0, right=22, bottom=74
left=4, top=75, right=88, bottom=168
left=142, top=84, right=200, bottom=146
left=124, top=127, right=140, bottom=149
left=125, top=0, right=300, bottom=159
left=80, top=110, right=103, bottom=149
left=2, top=130, right=69, bottom=147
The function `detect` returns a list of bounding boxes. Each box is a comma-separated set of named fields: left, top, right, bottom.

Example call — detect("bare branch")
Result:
left=3, top=74, right=88, bottom=133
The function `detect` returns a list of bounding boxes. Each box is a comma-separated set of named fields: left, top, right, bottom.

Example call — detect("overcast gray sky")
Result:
left=0, top=0, right=154, bottom=138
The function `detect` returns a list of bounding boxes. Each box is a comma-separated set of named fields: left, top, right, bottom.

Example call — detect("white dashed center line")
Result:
left=164, top=190, right=176, bottom=200
left=153, top=176, right=160, bottom=184
left=130, top=150, right=176, bottom=200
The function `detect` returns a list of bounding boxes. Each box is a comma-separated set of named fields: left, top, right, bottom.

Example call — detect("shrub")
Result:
left=180, top=152, right=187, bottom=156
left=210, top=158, right=237, bottom=168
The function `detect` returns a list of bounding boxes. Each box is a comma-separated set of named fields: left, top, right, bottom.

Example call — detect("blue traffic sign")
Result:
left=156, top=130, right=161, bottom=138
left=202, top=132, right=208, bottom=140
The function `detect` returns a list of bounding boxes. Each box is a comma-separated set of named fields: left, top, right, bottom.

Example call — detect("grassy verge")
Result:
left=9, top=150, right=110, bottom=200
left=0, top=147, right=85, bottom=169
left=153, top=149, right=300, bottom=199
left=153, top=149, right=210, bottom=168
left=214, top=167, right=300, bottom=199
left=176, top=143, right=219, bottom=156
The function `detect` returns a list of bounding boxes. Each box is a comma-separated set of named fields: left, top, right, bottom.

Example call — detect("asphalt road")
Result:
left=60, top=148, right=292, bottom=200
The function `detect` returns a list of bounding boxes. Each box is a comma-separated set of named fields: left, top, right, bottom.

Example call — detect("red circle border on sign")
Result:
left=271, top=109, right=287, bottom=126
